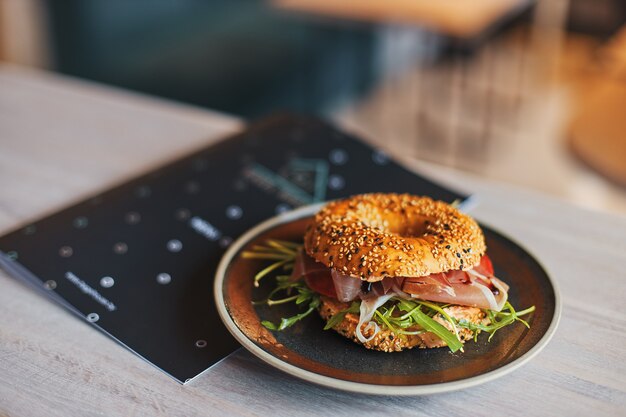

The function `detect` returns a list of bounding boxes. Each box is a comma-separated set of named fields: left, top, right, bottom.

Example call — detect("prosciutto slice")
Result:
left=402, top=262, right=509, bottom=311
left=291, top=249, right=328, bottom=280
left=331, top=269, right=362, bottom=302
left=294, top=250, right=509, bottom=311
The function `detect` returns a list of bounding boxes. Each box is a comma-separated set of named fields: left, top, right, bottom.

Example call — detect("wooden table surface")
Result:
left=1, top=64, right=625, bottom=417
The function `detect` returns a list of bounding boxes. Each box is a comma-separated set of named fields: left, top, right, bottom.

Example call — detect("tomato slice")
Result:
left=476, top=254, right=494, bottom=276
left=304, top=270, right=337, bottom=298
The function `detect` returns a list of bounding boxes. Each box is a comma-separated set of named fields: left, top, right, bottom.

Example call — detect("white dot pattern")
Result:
left=166, top=240, right=183, bottom=253
left=329, top=149, right=348, bottom=165
left=125, top=212, right=141, bottom=224
left=73, top=217, right=88, bottom=228
left=275, top=204, right=291, bottom=214
left=156, top=273, right=171, bottom=284
left=372, top=149, right=390, bottom=165
left=59, top=246, right=73, bottom=258
left=226, top=205, right=243, bottom=220
left=175, top=209, right=190, bottom=221
left=328, top=175, right=345, bottom=190
left=113, top=242, right=128, bottom=254
left=100, top=276, right=115, bottom=288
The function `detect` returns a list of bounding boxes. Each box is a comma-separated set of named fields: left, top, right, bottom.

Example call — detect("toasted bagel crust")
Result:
left=304, top=194, right=485, bottom=281
left=318, top=296, right=487, bottom=352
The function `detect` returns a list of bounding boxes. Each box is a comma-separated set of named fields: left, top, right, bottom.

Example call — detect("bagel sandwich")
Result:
left=248, top=193, right=534, bottom=353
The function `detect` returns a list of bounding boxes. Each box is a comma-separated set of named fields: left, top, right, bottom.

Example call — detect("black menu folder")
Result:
left=0, top=114, right=466, bottom=383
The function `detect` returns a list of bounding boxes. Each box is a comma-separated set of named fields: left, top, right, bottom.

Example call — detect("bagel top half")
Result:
left=303, top=193, right=486, bottom=282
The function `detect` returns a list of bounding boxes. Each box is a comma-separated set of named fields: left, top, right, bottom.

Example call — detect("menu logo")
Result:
left=242, top=160, right=328, bottom=206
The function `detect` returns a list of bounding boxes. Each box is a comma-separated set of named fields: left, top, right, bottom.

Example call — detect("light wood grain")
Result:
left=0, top=64, right=625, bottom=417
left=0, top=64, right=242, bottom=234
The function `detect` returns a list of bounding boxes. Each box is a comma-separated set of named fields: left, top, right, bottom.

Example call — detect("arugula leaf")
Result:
left=407, top=306, right=464, bottom=353
left=417, top=300, right=460, bottom=339
left=324, top=301, right=359, bottom=330
left=261, top=320, right=278, bottom=330
left=253, top=258, right=291, bottom=287
left=267, top=296, right=320, bottom=331
left=260, top=280, right=320, bottom=331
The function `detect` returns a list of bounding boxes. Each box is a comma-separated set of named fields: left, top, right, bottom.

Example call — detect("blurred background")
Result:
left=1, top=0, right=625, bottom=214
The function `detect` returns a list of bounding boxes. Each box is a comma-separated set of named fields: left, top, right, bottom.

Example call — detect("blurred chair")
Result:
left=568, top=26, right=626, bottom=187
left=0, top=0, right=50, bottom=67
left=45, top=0, right=378, bottom=118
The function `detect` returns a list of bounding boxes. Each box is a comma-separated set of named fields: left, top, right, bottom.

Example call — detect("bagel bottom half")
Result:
left=318, top=296, right=489, bottom=352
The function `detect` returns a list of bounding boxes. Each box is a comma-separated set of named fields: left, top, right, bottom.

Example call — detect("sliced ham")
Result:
left=403, top=277, right=506, bottom=311
left=331, top=269, right=361, bottom=302
left=291, top=249, right=327, bottom=280
left=294, top=250, right=509, bottom=311
left=402, top=256, right=508, bottom=311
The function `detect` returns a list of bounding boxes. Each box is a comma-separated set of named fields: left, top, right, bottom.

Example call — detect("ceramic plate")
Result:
left=214, top=204, right=561, bottom=395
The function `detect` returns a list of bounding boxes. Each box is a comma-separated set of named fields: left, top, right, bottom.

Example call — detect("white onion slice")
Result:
left=360, top=322, right=380, bottom=343
left=356, top=293, right=394, bottom=343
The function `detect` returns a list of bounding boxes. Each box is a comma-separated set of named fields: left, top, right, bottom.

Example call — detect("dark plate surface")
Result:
left=215, top=205, right=560, bottom=395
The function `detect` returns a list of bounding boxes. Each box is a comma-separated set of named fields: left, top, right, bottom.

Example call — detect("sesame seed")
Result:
left=303, top=193, right=485, bottom=279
